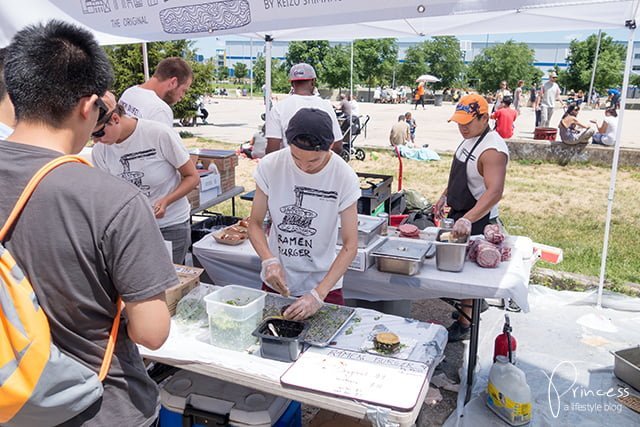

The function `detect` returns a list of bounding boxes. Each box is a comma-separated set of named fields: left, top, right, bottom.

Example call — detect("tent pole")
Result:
left=349, top=40, right=354, bottom=147
left=250, top=37, right=253, bottom=99
left=587, top=30, right=602, bottom=109
left=265, top=35, right=273, bottom=117
left=596, top=20, right=636, bottom=308
left=142, top=42, right=150, bottom=81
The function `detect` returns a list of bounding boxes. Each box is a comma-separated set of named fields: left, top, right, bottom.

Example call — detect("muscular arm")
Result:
left=314, top=203, right=358, bottom=299
left=463, top=149, right=507, bottom=223
left=125, top=294, right=171, bottom=350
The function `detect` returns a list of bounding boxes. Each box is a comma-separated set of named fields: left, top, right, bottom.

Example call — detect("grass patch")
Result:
left=187, top=140, right=640, bottom=289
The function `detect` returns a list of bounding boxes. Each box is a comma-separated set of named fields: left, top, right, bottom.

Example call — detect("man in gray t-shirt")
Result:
left=540, top=72, right=562, bottom=127
left=1, top=21, right=177, bottom=426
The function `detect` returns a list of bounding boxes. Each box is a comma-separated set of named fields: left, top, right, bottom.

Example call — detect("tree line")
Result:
left=103, top=33, right=627, bottom=118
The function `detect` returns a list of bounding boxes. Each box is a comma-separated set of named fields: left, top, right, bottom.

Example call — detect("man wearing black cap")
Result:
left=248, top=108, right=360, bottom=320
left=264, top=63, right=344, bottom=155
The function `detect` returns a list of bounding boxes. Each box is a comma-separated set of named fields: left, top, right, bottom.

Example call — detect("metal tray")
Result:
left=263, top=294, right=355, bottom=347
left=337, top=214, right=385, bottom=248
left=371, top=237, right=431, bottom=276
left=613, top=346, right=640, bottom=391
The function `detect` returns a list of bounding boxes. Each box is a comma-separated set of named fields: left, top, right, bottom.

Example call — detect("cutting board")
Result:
left=280, top=347, right=429, bottom=410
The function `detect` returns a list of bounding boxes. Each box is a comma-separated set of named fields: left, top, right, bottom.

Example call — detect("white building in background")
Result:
left=216, top=38, right=640, bottom=79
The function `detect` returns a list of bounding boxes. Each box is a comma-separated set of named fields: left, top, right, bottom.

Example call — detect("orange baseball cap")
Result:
left=448, top=94, right=489, bottom=125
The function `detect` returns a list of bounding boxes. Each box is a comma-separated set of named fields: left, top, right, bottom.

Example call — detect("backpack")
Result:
left=0, top=156, right=122, bottom=426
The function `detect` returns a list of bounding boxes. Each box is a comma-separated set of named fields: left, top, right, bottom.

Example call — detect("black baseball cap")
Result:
left=285, top=108, right=334, bottom=151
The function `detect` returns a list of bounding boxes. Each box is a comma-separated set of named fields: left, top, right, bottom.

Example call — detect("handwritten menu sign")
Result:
left=280, top=347, right=430, bottom=410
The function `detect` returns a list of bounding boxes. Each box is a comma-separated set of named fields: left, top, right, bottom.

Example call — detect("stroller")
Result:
left=336, top=113, right=370, bottom=162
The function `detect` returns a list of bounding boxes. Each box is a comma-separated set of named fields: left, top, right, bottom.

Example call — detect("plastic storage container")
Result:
left=159, top=370, right=302, bottom=427
left=204, top=285, right=266, bottom=351
left=253, top=318, right=308, bottom=362
left=486, top=356, right=532, bottom=426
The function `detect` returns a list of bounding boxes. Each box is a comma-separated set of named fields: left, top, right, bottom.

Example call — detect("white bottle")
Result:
left=486, top=356, right=532, bottom=426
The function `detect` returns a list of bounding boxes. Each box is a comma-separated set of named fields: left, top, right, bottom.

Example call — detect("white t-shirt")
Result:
left=454, top=131, right=509, bottom=219
left=541, top=81, right=560, bottom=108
left=601, top=116, right=618, bottom=146
left=91, top=119, right=190, bottom=228
left=119, top=86, right=174, bottom=128
left=0, top=122, right=12, bottom=140
left=264, top=94, right=343, bottom=147
left=254, top=148, right=360, bottom=296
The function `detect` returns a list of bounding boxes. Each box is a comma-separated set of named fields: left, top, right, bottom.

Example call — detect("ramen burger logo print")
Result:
left=278, top=186, right=337, bottom=237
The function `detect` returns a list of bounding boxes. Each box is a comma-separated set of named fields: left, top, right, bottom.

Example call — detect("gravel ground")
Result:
left=301, top=298, right=463, bottom=426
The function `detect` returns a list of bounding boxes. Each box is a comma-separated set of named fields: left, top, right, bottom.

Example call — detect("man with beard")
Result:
left=120, top=57, right=193, bottom=128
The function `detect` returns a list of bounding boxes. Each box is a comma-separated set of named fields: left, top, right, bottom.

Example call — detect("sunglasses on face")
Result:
left=95, top=97, right=109, bottom=123
left=91, top=110, right=116, bottom=138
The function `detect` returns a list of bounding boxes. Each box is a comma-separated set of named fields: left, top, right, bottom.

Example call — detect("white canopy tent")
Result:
left=1, top=0, right=639, bottom=305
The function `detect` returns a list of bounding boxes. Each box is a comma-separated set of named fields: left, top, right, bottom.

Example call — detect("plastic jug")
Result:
left=486, top=356, right=532, bottom=426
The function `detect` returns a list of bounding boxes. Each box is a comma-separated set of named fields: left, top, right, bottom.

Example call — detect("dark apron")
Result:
left=446, top=127, right=492, bottom=236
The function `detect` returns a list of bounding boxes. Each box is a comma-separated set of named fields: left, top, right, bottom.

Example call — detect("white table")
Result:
left=141, top=304, right=447, bottom=426
left=193, top=233, right=535, bottom=402
left=193, top=235, right=534, bottom=312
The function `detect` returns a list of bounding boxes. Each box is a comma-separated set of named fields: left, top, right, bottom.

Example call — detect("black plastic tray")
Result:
left=262, top=294, right=355, bottom=347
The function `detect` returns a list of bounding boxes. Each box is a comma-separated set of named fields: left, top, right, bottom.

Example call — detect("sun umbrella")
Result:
left=416, top=74, right=441, bottom=83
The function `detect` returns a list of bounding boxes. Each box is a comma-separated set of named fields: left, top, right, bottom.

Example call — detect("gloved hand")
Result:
left=259, top=258, right=290, bottom=297
left=433, top=194, right=447, bottom=221
left=452, top=217, right=472, bottom=239
left=283, top=289, right=324, bottom=321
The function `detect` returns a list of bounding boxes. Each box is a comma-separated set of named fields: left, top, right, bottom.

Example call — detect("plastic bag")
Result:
left=175, top=283, right=216, bottom=327
left=403, top=189, right=432, bottom=212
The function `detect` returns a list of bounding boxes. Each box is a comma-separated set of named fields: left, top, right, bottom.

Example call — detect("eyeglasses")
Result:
left=95, top=97, right=109, bottom=123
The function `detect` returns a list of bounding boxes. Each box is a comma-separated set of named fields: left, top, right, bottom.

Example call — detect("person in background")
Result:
left=265, top=63, right=343, bottom=155
left=120, top=57, right=193, bottom=128
left=493, top=80, right=511, bottom=112
left=91, top=91, right=199, bottom=264
left=491, top=95, right=518, bottom=139
left=0, top=48, right=15, bottom=139
left=248, top=108, right=360, bottom=320
left=576, top=89, right=585, bottom=107
left=434, top=94, right=509, bottom=341
left=242, top=124, right=268, bottom=159
left=540, top=71, right=562, bottom=127
left=591, top=108, right=618, bottom=146
left=0, top=20, right=175, bottom=426
left=529, top=82, right=538, bottom=108
left=513, top=80, right=524, bottom=113
left=414, top=82, right=426, bottom=110
left=558, top=104, right=595, bottom=145
left=389, top=114, right=410, bottom=147
left=405, top=111, right=417, bottom=144
left=607, top=88, right=621, bottom=110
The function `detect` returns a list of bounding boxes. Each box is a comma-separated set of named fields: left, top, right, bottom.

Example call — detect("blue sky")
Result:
left=193, top=29, right=631, bottom=58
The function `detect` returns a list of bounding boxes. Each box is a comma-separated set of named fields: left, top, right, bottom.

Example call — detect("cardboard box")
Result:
left=336, top=235, right=385, bottom=272
left=186, top=187, right=200, bottom=211
left=190, top=150, right=238, bottom=193
left=166, top=264, right=204, bottom=315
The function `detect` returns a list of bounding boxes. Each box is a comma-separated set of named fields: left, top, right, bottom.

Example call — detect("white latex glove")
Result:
left=283, top=289, right=323, bottom=321
left=433, top=194, right=447, bottom=221
left=260, top=258, right=290, bottom=297
left=452, top=217, right=472, bottom=239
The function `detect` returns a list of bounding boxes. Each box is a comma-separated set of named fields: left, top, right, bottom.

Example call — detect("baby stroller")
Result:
left=338, top=114, right=370, bottom=162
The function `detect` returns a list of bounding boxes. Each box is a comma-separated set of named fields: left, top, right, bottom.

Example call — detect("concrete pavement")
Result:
left=187, top=96, right=640, bottom=151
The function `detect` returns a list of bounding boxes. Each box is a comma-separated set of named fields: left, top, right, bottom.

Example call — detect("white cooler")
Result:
left=159, top=370, right=291, bottom=427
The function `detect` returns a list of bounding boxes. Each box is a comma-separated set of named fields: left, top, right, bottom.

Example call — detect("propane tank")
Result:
left=493, top=314, right=517, bottom=364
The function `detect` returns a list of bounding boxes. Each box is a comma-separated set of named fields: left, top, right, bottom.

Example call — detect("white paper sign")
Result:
left=280, top=347, right=429, bottom=410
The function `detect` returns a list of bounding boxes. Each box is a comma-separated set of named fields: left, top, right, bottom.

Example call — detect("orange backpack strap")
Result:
left=0, top=154, right=121, bottom=381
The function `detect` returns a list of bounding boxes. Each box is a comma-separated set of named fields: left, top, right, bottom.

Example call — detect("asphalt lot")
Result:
left=188, top=95, right=639, bottom=151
